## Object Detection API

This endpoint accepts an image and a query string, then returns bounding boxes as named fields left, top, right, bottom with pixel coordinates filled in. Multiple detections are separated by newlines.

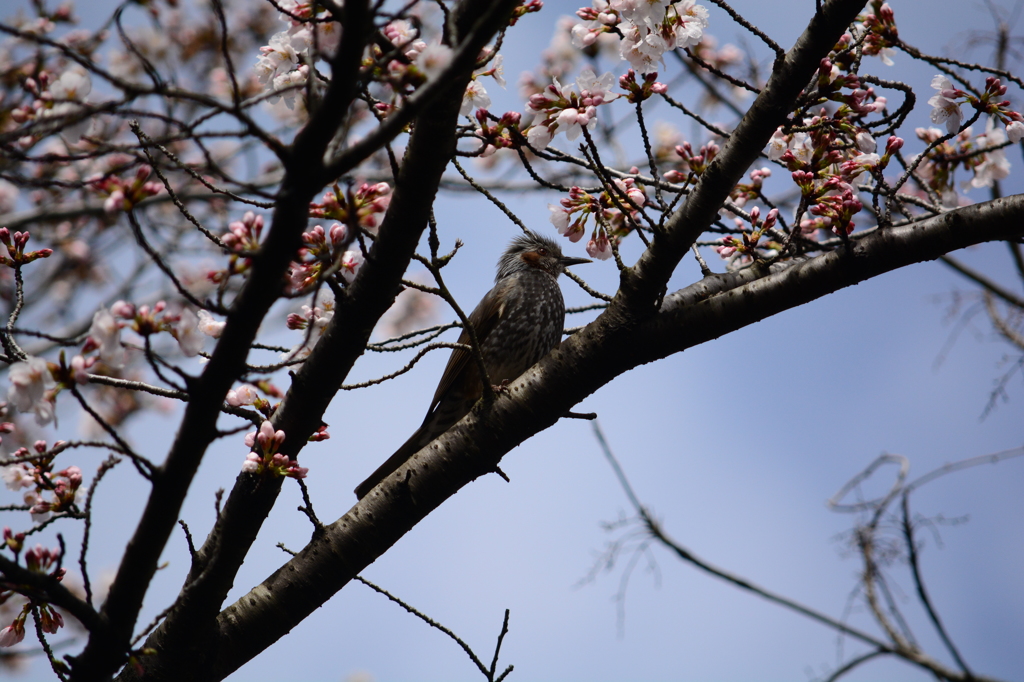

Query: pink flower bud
left=110, top=301, right=135, bottom=318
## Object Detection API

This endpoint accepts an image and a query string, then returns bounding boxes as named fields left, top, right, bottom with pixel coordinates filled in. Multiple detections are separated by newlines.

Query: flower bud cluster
left=85, top=300, right=205, bottom=360
left=761, top=97, right=901, bottom=240
left=473, top=110, right=523, bottom=157
left=0, top=227, right=53, bottom=267
left=525, top=68, right=618, bottom=148
left=308, top=182, right=392, bottom=234
left=856, top=1, right=898, bottom=66
left=0, top=536, right=67, bottom=647
left=86, top=165, right=162, bottom=214
left=716, top=206, right=781, bottom=260
left=727, top=167, right=772, bottom=209
left=928, top=75, right=1024, bottom=142
left=210, top=211, right=265, bottom=283
left=619, top=69, right=667, bottom=104
left=548, top=175, right=645, bottom=259
left=2, top=443, right=79, bottom=524
left=242, top=421, right=308, bottom=479
left=510, top=0, right=544, bottom=26
left=663, top=140, right=720, bottom=182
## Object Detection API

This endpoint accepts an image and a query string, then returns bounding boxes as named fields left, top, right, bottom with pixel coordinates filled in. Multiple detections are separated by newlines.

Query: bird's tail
left=353, top=425, right=432, bottom=499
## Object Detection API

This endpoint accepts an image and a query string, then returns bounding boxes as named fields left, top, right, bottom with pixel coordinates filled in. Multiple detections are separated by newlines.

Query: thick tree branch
left=113, top=2, right=523, bottom=681
left=622, top=0, right=869, bottom=310
left=0, top=554, right=103, bottom=635
left=207, top=199, right=1024, bottom=682
left=68, top=2, right=378, bottom=678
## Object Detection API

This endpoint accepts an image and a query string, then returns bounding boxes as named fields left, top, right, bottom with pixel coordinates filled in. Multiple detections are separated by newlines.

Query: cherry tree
left=0, top=0, right=1021, bottom=680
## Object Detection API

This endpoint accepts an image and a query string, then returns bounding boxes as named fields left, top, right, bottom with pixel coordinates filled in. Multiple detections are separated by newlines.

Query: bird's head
left=496, top=230, right=591, bottom=281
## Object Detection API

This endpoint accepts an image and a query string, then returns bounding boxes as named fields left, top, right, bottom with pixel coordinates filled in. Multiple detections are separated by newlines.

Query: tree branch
left=206, top=188, right=1024, bottom=682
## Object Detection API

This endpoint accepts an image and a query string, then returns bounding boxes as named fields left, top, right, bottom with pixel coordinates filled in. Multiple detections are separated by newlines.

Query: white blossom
left=928, top=76, right=963, bottom=135
left=489, top=54, right=505, bottom=88
left=198, top=310, right=226, bottom=338
left=1006, top=120, right=1024, bottom=143
left=42, top=68, right=94, bottom=145
left=340, top=249, right=364, bottom=283
left=175, top=308, right=204, bottom=357
left=855, top=131, right=877, bottom=153
left=49, top=68, right=91, bottom=101
left=766, top=129, right=788, bottom=161
left=417, top=43, right=454, bottom=81
left=8, top=356, right=56, bottom=425
left=255, top=31, right=303, bottom=87
left=2, top=462, right=35, bottom=491
left=970, top=124, right=1012, bottom=188
left=461, top=80, right=491, bottom=115
left=89, top=308, right=124, bottom=368
left=226, top=384, right=260, bottom=406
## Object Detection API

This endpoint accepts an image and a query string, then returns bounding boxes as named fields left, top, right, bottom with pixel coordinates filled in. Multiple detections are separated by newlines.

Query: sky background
left=3, top=0, right=1023, bottom=681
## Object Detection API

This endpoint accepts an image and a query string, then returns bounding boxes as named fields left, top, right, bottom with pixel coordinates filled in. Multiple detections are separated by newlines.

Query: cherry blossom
left=383, top=19, right=421, bottom=56
left=226, top=384, right=260, bottom=407
left=417, top=43, right=454, bottom=81
left=461, top=79, right=491, bottom=115
left=526, top=68, right=618, bottom=146
left=48, top=67, right=91, bottom=102
left=969, top=123, right=1011, bottom=189
left=586, top=230, right=613, bottom=260
left=255, top=31, right=303, bottom=87
left=573, top=0, right=710, bottom=74
left=8, top=357, right=56, bottom=425
left=174, top=308, right=204, bottom=357
left=855, top=130, right=877, bottom=153
left=197, top=310, right=226, bottom=338
left=339, top=249, right=364, bottom=283
left=2, top=462, right=35, bottom=491
left=928, top=75, right=964, bottom=135
left=1007, top=120, right=1024, bottom=143
left=88, top=308, right=124, bottom=369
left=270, top=65, right=310, bottom=109
left=0, top=619, right=25, bottom=648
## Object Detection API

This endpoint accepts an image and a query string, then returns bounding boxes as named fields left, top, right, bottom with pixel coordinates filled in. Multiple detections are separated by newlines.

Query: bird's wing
left=426, top=279, right=508, bottom=415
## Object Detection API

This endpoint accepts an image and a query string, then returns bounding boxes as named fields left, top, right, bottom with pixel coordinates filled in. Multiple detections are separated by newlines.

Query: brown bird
left=354, top=230, right=590, bottom=499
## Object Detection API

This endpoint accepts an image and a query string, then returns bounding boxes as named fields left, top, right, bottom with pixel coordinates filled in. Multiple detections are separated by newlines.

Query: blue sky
left=3, top=1, right=1023, bottom=680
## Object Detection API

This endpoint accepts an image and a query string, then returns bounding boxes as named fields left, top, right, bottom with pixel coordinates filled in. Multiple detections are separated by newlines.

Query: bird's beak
left=560, top=256, right=591, bottom=267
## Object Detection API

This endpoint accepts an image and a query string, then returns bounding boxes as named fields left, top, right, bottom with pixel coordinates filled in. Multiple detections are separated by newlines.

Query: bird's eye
left=537, top=248, right=548, bottom=256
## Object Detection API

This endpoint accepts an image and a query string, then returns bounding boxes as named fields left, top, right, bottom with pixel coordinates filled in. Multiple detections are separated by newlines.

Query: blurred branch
left=593, top=423, right=1016, bottom=682
left=939, top=254, right=1024, bottom=309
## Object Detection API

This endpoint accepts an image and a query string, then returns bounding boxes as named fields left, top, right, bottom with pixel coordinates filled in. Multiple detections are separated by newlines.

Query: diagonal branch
left=940, top=254, right=1024, bottom=309
left=207, top=188, right=1024, bottom=682
left=621, top=0, right=870, bottom=312
left=112, top=2, right=525, bottom=681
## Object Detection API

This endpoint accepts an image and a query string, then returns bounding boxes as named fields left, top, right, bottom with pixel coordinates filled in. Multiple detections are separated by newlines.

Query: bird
left=354, top=230, right=590, bottom=499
